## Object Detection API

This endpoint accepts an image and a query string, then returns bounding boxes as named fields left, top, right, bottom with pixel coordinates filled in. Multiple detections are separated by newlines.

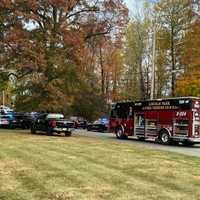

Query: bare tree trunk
left=112, top=65, right=117, bottom=101
left=99, top=45, right=105, bottom=95
left=139, top=60, right=146, bottom=100
left=146, top=66, right=150, bottom=99
left=171, top=26, right=175, bottom=97
left=151, top=24, right=156, bottom=100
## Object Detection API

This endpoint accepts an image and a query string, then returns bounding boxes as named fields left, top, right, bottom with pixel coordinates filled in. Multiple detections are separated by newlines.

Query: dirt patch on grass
left=0, top=159, right=33, bottom=192
left=0, top=159, right=19, bottom=174
left=0, top=160, right=20, bottom=191
left=0, top=159, right=32, bottom=175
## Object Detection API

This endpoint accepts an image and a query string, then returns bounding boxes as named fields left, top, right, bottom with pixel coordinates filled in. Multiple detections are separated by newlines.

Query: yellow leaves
left=176, top=70, right=200, bottom=96
left=182, top=21, right=200, bottom=70
left=176, top=19, right=200, bottom=97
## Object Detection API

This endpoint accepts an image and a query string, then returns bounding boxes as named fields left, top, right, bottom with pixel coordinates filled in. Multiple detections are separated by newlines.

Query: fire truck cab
left=109, top=97, right=200, bottom=145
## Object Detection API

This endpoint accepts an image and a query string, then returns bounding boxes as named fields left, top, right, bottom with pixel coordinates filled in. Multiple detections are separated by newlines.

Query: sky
left=124, top=0, right=157, bottom=13
left=124, top=0, right=134, bottom=8
left=124, top=0, right=145, bottom=16
left=124, top=0, right=141, bottom=10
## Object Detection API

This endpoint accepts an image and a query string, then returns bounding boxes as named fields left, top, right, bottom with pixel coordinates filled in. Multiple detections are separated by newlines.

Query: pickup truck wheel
left=47, top=128, right=53, bottom=136
left=65, top=131, right=72, bottom=137
left=31, top=126, right=36, bottom=134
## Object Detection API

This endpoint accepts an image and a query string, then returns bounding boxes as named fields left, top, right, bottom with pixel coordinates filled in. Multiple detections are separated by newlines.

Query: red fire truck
left=109, top=97, right=200, bottom=145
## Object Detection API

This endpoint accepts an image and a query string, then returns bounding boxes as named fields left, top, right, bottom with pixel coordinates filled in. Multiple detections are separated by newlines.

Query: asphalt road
left=74, top=129, right=200, bottom=157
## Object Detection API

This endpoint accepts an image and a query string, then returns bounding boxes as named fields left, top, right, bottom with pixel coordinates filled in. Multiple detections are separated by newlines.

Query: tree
left=0, top=0, right=128, bottom=113
left=123, top=7, right=150, bottom=100
left=71, top=87, right=107, bottom=121
left=176, top=19, right=200, bottom=96
left=94, top=37, right=125, bottom=102
left=155, top=29, right=171, bottom=97
left=155, top=0, right=193, bottom=96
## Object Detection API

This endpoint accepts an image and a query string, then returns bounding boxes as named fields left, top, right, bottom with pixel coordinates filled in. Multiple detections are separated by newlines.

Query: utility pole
left=150, top=24, right=156, bottom=100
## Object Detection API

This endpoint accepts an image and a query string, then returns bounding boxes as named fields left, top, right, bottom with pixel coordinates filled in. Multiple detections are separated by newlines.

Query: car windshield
left=46, top=114, right=64, bottom=119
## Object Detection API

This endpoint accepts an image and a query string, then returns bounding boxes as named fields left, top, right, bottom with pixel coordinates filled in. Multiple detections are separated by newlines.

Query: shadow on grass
left=100, top=133, right=200, bottom=149
left=1, top=128, right=200, bottom=149
left=0, top=128, right=67, bottom=138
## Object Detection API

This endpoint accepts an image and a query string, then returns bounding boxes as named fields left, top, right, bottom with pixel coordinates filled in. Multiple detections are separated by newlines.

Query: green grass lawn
left=0, top=129, right=200, bottom=200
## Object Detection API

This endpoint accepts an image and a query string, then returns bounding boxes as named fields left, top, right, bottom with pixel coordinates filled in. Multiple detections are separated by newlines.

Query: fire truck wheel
left=116, top=127, right=127, bottom=139
left=160, top=130, right=170, bottom=145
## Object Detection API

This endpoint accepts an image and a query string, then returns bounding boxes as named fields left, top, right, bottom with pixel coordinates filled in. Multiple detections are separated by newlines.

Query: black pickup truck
left=31, top=113, right=75, bottom=136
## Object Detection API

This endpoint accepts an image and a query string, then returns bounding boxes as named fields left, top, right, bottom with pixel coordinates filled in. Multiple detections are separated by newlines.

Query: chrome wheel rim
left=161, top=133, right=169, bottom=143
left=117, top=129, right=122, bottom=137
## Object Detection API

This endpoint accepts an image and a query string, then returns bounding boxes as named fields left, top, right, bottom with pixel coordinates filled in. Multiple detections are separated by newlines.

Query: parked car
left=31, top=113, right=75, bottom=136
left=74, top=118, right=87, bottom=129
left=12, top=112, right=39, bottom=129
left=87, top=117, right=109, bottom=132
left=0, top=114, right=21, bottom=128
left=70, top=116, right=87, bottom=129
left=0, top=115, right=11, bottom=128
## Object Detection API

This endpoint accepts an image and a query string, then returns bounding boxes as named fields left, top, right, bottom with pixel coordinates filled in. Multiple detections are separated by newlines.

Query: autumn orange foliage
left=176, top=19, right=200, bottom=97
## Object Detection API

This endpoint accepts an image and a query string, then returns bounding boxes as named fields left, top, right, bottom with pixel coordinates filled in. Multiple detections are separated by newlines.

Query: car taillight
left=51, top=120, right=56, bottom=128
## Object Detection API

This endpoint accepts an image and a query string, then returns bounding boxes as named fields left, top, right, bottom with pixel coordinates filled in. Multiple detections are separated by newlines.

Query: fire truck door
left=134, top=113, right=145, bottom=137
